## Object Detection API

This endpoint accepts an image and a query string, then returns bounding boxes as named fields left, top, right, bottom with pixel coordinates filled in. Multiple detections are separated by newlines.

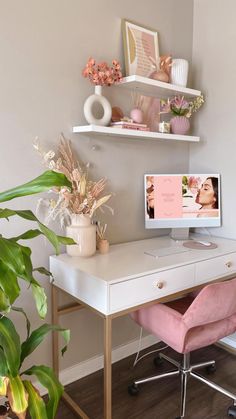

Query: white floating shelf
left=72, top=125, right=200, bottom=143
left=117, top=75, right=201, bottom=99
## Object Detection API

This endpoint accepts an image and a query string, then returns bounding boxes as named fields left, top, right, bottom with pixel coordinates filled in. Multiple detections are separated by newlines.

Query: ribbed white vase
left=83, top=85, right=112, bottom=126
left=66, top=214, right=96, bottom=257
left=170, top=59, right=189, bottom=87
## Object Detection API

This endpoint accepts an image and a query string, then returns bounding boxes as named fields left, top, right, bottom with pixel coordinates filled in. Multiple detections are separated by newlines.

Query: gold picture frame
left=122, top=19, right=160, bottom=78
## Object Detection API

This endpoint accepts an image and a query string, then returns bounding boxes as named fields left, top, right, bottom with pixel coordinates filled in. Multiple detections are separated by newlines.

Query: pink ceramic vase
left=170, top=116, right=190, bottom=135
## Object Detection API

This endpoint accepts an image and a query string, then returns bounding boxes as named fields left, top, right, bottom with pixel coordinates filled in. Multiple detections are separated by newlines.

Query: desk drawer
left=195, top=253, right=236, bottom=285
left=109, top=264, right=194, bottom=313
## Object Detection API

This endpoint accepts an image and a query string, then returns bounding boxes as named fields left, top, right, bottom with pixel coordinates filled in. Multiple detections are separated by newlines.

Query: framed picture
left=122, top=19, right=159, bottom=78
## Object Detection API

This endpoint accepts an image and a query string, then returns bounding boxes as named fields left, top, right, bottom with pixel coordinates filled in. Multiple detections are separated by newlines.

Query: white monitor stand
left=170, top=228, right=190, bottom=241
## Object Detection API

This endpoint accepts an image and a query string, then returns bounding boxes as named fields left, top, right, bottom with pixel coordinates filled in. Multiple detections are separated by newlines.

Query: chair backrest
left=183, top=277, right=236, bottom=329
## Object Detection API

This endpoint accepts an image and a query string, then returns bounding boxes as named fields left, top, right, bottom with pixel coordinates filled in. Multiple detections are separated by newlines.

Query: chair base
left=129, top=352, right=236, bottom=418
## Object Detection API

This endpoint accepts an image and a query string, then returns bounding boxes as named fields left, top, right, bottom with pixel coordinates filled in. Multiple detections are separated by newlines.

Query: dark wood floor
left=56, top=343, right=236, bottom=419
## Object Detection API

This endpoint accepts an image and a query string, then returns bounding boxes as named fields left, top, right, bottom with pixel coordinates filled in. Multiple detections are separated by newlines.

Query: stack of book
left=110, top=121, right=150, bottom=131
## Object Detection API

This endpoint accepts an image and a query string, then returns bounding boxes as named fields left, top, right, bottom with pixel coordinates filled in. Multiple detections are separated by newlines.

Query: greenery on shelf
left=0, top=170, right=75, bottom=419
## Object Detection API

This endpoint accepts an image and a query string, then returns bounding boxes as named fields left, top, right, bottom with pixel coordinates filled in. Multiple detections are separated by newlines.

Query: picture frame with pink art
left=122, top=19, right=160, bottom=78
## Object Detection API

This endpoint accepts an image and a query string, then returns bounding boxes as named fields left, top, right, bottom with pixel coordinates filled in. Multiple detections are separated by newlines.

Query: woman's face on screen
left=195, top=178, right=216, bottom=207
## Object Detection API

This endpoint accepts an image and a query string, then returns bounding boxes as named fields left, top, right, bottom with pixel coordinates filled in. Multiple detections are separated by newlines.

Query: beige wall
left=190, top=0, right=236, bottom=342
left=0, top=0, right=194, bottom=371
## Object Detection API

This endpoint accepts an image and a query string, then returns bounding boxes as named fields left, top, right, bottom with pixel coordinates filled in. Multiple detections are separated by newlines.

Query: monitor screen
left=145, top=174, right=221, bottom=229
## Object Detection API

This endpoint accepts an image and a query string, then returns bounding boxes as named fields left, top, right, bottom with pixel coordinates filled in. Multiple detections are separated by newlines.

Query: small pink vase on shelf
left=170, top=116, right=190, bottom=135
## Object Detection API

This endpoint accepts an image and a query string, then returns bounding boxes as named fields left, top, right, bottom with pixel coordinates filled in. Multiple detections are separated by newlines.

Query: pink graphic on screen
left=154, top=176, right=182, bottom=218
left=146, top=175, right=220, bottom=220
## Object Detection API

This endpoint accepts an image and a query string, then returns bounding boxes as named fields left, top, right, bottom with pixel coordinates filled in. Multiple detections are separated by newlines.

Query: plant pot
left=66, top=214, right=96, bottom=257
left=83, top=85, right=112, bottom=126
left=170, top=59, right=189, bottom=87
left=170, top=116, right=190, bottom=135
left=98, top=239, right=109, bottom=254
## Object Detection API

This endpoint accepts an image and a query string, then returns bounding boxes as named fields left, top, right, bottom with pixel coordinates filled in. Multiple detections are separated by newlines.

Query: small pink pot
left=170, top=116, right=190, bottom=135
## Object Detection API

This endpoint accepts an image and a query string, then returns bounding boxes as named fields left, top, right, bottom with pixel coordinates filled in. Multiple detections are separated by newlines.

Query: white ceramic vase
left=170, top=59, right=189, bottom=87
left=66, top=214, right=96, bottom=257
left=83, top=85, right=112, bottom=126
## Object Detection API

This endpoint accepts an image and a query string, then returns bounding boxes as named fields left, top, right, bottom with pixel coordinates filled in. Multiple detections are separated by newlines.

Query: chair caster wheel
left=153, top=354, right=163, bottom=367
left=128, top=383, right=139, bottom=396
left=228, top=405, right=236, bottom=417
left=206, top=364, right=216, bottom=374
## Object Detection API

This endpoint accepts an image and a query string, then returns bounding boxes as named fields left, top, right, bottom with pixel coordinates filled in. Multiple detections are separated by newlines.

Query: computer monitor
left=145, top=174, right=221, bottom=238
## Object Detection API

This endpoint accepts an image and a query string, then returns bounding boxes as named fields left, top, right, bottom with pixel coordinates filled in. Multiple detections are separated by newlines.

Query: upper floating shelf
left=116, top=75, right=201, bottom=99
left=72, top=125, right=200, bottom=143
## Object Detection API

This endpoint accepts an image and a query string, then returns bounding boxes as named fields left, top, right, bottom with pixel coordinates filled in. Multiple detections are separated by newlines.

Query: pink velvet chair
left=129, top=278, right=236, bottom=418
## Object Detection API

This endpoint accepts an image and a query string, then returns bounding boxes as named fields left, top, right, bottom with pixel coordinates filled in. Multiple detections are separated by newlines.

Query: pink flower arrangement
left=160, top=94, right=204, bottom=118
left=82, top=57, right=123, bottom=86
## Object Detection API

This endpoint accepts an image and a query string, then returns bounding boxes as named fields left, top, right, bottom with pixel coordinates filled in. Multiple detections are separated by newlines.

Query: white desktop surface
left=50, top=234, right=236, bottom=316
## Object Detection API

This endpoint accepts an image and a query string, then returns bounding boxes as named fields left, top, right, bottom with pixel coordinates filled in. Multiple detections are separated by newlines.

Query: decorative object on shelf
left=141, top=95, right=160, bottom=132
left=170, top=58, right=189, bottom=87
left=158, top=121, right=170, bottom=133
left=170, top=116, right=190, bottom=135
left=150, top=54, right=172, bottom=83
left=66, top=214, right=96, bottom=257
left=110, top=121, right=150, bottom=131
left=83, top=85, right=112, bottom=126
left=111, top=106, right=124, bottom=122
left=161, top=94, right=204, bottom=135
left=82, top=57, right=122, bottom=126
left=130, top=92, right=144, bottom=123
left=97, top=222, right=109, bottom=254
left=34, top=135, right=113, bottom=257
left=122, top=19, right=159, bottom=78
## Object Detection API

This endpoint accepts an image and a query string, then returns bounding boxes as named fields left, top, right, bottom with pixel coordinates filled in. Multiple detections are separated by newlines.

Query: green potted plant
left=0, top=170, right=74, bottom=418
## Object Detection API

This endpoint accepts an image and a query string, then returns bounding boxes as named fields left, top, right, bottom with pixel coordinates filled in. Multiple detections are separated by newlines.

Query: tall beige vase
left=66, top=214, right=96, bottom=257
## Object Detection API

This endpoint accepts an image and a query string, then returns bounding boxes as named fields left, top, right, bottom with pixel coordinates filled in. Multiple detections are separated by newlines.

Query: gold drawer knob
left=225, top=261, right=233, bottom=268
left=156, top=282, right=164, bottom=289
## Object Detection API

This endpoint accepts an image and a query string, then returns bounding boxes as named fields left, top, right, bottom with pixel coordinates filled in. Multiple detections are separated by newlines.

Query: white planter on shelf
left=83, top=85, right=112, bottom=126
left=170, top=59, right=189, bottom=87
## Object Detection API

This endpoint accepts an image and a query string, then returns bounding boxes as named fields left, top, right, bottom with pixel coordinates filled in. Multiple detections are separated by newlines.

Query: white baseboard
left=220, top=336, right=236, bottom=350
left=34, top=334, right=159, bottom=396
left=60, top=333, right=159, bottom=388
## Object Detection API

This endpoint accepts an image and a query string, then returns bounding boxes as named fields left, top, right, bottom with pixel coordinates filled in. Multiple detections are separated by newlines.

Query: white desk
left=50, top=234, right=236, bottom=419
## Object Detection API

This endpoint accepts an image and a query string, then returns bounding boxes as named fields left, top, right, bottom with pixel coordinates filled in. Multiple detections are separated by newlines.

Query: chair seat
left=131, top=295, right=236, bottom=354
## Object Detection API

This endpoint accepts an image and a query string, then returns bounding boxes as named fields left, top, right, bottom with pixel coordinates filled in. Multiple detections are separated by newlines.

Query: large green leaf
left=0, top=170, right=71, bottom=203
left=7, top=375, right=28, bottom=418
left=23, top=380, right=47, bottom=419
left=0, top=237, right=25, bottom=275
left=21, top=324, right=70, bottom=364
left=33, top=266, right=51, bottom=277
left=24, top=365, right=63, bottom=419
left=11, top=229, right=43, bottom=241
left=0, top=260, right=20, bottom=304
left=0, top=288, right=10, bottom=312
left=0, top=209, right=75, bottom=255
left=0, top=348, right=8, bottom=376
left=12, top=306, right=31, bottom=339
left=0, top=317, right=21, bottom=376
left=0, top=376, right=9, bottom=396
left=31, top=283, right=47, bottom=319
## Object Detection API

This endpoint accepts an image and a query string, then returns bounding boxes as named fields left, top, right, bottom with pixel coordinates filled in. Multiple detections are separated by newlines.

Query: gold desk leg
left=52, top=284, right=59, bottom=378
left=104, top=316, right=112, bottom=419
left=51, top=285, right=90, bottom=418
